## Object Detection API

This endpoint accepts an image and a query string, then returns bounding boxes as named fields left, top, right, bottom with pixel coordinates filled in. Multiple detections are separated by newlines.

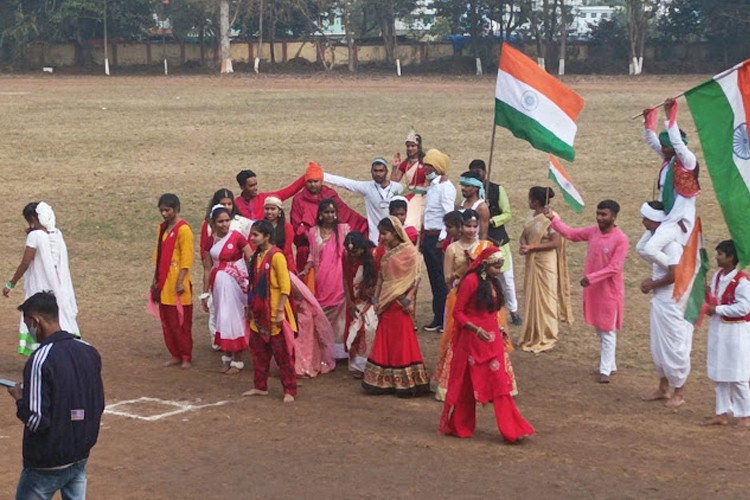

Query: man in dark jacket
left=6, top=291, right=104, bottom=500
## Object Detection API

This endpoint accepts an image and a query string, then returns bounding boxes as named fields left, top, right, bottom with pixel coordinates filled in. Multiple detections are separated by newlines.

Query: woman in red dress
left=440, top=246, right=534, bottom=443
left=362, top=217, right=430, bottom=397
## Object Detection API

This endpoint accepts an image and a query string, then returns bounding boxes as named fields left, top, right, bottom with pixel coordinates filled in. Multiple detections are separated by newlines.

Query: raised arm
left=323, top=173, right=370, bottom=195
left=267, top=175, right=306, bottom=202
left=550, top=217, right=593, bottom=243
left=660, top=98, right=696, bottom=170
left=643, top=107, right=665, bottom=159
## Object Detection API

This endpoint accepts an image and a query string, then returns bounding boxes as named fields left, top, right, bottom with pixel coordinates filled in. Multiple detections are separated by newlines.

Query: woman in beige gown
left=518, top=187, right=572, bottom=353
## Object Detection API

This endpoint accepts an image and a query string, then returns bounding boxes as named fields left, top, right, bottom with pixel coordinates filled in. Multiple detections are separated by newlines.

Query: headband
left=390, top=195, right=408, bottom=204
left=484, top=251, right=504, bottom=266
left=659, top=130, right=688, bottom=147
left=210, top=204, right=227, bottom=218
left=264, top=196, right=283, bottom=210
left=640, top=202, right=666, bottom=222
left=459, top=176, right=486, bottom=200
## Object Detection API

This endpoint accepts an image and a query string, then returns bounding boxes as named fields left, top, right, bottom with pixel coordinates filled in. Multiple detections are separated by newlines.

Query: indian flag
left=548, top=156, right=584, bottom=213
left=673, top=218, right=709, bottom=325
left=495, top=43, right=585, bottom=162
left=684, top=59, right=750, bottom=266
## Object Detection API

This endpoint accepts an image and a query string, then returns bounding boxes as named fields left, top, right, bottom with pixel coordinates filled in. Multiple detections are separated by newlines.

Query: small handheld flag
left=547, top=156, right=584, bottom=213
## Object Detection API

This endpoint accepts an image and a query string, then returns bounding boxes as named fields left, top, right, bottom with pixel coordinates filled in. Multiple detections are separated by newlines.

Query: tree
left=625, top=0, right=660, bottom=75
left=656, top=0, right=750, bottom=66
left=0, top=0, right=154, bottom=66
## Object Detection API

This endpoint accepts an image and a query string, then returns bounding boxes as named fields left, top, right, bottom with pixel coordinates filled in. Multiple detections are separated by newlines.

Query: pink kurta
left=550, top=219, right=629, bottom=331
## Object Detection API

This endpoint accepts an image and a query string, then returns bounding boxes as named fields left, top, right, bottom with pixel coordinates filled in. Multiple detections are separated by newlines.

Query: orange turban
left=305, top=162, right=324, bottom=181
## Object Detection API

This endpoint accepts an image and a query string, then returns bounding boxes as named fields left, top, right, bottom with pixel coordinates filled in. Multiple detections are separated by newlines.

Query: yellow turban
left=423, top=148, right=449, bottom=175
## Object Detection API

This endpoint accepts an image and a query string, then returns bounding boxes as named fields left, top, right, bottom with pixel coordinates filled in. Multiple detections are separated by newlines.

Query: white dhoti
left=650, top=293, right=693, bottom=388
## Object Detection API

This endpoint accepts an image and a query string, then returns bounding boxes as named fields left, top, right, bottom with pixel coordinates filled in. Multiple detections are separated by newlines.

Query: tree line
left=1, top=0, right=748, bottom=73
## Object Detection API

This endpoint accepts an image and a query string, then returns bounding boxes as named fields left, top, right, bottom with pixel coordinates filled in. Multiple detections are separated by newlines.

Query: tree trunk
left=219, top=0, right=233, bottom=73
left=343, top=0, right=356, bottom=72
left=558, top=0, right=566, bottom=75
left=269, top=0, right=276, bottom=63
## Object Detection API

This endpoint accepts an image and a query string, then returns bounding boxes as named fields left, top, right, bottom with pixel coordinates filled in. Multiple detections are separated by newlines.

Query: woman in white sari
left=3, top=202, right=79, bottom=356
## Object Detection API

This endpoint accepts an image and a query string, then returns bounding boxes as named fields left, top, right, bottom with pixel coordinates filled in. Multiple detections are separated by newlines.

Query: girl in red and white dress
left=199, top=188, right=253, bottom=350
left=201, top=206, right=254, bottom=374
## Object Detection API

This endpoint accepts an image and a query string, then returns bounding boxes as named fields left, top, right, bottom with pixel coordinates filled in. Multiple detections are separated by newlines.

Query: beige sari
left=519, top=212, right=572, bottom=353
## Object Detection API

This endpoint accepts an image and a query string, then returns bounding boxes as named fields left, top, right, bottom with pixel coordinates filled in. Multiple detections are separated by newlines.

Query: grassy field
left=0, top=73, right=748, bottom=498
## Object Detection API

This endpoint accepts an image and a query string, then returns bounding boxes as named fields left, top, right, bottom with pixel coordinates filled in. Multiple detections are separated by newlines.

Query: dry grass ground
left=0, top=73, right=748, bottom=499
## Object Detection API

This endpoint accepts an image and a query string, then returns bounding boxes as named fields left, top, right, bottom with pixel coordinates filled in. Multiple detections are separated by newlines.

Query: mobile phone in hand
left=0, top=378, right=17, bottom=388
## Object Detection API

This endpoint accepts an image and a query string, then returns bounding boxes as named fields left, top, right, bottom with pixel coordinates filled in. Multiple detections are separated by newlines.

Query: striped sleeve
left=17, top=344, right=53, bottom=432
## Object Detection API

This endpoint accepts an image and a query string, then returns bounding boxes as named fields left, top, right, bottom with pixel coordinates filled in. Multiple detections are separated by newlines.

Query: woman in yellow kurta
left=243, top=220, right=298, bottom=402
left=519, top=187, right=572, bottom=353
left=152, top=193, right=194, bottom=369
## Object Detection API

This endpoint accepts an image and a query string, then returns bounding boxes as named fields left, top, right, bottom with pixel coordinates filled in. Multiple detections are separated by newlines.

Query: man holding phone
left=6, top=291, right=104, bottom=500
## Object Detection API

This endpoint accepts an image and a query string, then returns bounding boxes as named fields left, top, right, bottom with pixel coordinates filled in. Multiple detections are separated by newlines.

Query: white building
left=570, top=5, right=620, bottom=37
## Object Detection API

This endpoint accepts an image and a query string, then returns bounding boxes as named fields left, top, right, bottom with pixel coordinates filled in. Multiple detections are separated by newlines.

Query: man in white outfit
left=638, top=201, right=693, bottom=409
left=323, top=158, right=404, bottom=245
left=703, top=240, right=750, bottom=427
left=640, top=98, right=700, bottom=269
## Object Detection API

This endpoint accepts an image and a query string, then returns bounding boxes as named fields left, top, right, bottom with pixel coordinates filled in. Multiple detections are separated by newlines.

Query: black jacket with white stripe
left=16, top=331, right=104, bottom=469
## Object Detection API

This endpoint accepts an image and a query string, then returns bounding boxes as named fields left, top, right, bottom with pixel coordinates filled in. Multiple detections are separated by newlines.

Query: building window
left=590, top=12, right=597, bottom=18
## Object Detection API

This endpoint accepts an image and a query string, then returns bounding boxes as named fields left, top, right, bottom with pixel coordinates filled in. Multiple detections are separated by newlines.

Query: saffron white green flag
left=673, top=218, right=709, bottom=325
left=495, top=43, right=585, bottom=162
left=548, top=156, right=584, bottom=212
left=684, top=58, right=750, bottom=266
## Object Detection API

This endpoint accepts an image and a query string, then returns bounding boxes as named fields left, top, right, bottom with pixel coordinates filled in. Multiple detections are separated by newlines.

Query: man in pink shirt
left=544, top=200, right=630, bottom=384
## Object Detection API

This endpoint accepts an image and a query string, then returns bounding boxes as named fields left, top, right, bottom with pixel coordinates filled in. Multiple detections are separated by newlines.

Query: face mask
left=426, top=172, right=438, bottom=181
left=27, top=320, right=38, bottom=342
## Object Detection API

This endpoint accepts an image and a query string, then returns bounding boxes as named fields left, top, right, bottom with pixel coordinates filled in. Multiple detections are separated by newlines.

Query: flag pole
left=630, top=91, right=686, bottom=120
left=485, top=123, right=497, bottom=195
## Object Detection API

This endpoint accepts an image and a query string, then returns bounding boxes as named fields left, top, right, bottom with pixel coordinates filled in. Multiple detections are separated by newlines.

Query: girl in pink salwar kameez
left=300, top=198, right=350, bottom=360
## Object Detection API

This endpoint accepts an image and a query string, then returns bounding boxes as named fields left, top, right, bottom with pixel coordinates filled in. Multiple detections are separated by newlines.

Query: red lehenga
left=362, top=218, right=430, bottom=397
left=439, top=272, right=534, bottom=442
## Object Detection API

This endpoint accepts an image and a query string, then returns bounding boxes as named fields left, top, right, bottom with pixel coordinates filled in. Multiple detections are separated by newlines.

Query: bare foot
left=180, top=360, right=192, bottom=370
left=283, top=393, right=295, bottom=403
left=735, top=417, right=750, bottom=428
left=224, top=367, right=241, bottom=376
left=163, top=358, right=181, bottom=367
left=352, top=371, right=364, bottom=380
left=598, top=374, right=610, bottom=384
left=701, top=415, right=729, bottom=426
left=242, top=388, right=269, bottom=397
left=665, top=395, right=685, bottom=409
left=220, top=363, right=231, bottom=373
left=642, top=390, right=669, bottom=402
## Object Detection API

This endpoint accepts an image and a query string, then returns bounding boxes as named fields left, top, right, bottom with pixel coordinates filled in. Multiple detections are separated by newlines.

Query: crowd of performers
left=5, top=98, right=750, bottom=441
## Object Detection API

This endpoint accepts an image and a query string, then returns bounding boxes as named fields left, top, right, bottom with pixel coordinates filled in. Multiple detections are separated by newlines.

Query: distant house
left=569, top=5, right=621, bottom=38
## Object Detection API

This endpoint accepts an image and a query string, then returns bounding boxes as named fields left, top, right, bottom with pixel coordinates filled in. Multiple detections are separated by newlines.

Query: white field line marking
left=0, top=92, right=32, bottom=96
left=104, top=397, right=229, bottom=422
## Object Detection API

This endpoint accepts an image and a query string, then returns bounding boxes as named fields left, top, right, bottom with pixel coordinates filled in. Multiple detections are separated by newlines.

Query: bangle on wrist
left=5, top=281, right=14, bottom=290
left=199, top=292, right=210, bottom=300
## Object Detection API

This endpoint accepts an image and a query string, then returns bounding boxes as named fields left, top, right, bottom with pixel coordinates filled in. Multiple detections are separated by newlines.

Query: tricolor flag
left=547, top=155, right=584, bottom=213
left=684, top=58, right=750, bottom=266
left=495, top=43, right=585, bottom=162
left=673, top=218, right=709, bottom=325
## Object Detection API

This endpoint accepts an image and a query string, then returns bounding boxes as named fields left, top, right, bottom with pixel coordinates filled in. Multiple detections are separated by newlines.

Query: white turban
left=640, top=202, right=666, bottom=222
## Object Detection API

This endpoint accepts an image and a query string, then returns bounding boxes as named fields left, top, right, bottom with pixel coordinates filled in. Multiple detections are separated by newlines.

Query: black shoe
left=423, top=322, right=442, bottom=332
left=510, top=312, right=523, bottom=326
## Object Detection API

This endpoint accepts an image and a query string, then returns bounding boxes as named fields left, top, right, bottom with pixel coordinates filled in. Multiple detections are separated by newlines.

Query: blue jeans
left=16, top=459, right=87, bottom=500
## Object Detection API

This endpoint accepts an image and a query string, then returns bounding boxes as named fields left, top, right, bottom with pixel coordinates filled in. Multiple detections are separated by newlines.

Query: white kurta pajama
left=707, top=270, right=750, bottom=417
left=645, top=238, right=693, bottom=388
